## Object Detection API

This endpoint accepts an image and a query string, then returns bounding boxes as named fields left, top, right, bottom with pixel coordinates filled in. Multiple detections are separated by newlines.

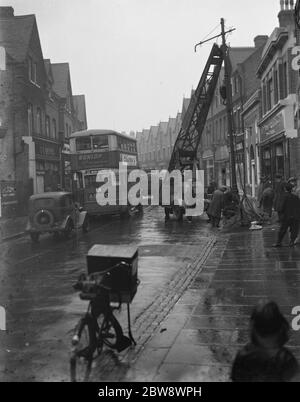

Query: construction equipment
left=164, top=44, right=224, bottom=221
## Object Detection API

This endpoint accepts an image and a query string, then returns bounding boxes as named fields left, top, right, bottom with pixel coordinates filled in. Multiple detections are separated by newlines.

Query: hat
left=251, top=301, right=288, bottom=337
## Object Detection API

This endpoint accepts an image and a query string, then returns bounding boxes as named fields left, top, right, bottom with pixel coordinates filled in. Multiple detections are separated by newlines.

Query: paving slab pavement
left=117, top=227, right=300, bottom=382
left=0, top=216, right=27, bottom=242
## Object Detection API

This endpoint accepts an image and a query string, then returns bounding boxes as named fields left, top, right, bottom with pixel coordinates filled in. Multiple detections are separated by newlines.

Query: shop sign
left=260, top=112, right=284, bottom=140
left=35, top=140, right=60, bottom=159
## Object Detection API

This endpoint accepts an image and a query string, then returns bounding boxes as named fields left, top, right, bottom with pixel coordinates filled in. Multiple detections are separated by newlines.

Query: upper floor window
left=45, top=116, right=50, bottom=138
left=36, top=108, right=42, bottom=135
left=28, top=104, right=33, bottom=135
left=283, top=62, right=288, bottom=99
left=267, top=76, right=274, bottom=110
left=28, top=57, right=37, bottom=84
left=0, top=47, right=6, bottom=71
left=52, top=119, right=57, bottom=139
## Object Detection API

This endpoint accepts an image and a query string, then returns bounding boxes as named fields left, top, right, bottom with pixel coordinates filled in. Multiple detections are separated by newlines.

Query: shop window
left=262, top=148, right=271, bottom=177
left=275, top=143, right=284, bottom=176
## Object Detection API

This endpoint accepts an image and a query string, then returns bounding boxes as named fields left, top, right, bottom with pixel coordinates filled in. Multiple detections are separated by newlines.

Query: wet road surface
left=0, top=207, right=215, bottom=382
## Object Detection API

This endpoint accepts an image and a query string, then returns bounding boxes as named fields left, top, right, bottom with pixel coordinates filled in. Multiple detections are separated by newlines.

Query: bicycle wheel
left=70, top=315, right=97, bottom=382
left=100, top=313, right=123, bottom=349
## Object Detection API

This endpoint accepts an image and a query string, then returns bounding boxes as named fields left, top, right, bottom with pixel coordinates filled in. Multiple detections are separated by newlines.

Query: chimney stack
left=254, top=35, right=269, bottom=48
left=0, top=7, right=14, bottom=18
left=278, top=0, right=295, bottom=27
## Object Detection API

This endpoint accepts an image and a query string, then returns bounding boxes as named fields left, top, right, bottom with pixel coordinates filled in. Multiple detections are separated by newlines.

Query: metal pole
left=220, top=18, right=238, bottom=195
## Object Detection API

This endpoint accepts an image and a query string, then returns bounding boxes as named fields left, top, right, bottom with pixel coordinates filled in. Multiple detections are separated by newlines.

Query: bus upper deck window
left=76, top=137, right=91, bottom=151
left=92, top=135, right=109, bottom=150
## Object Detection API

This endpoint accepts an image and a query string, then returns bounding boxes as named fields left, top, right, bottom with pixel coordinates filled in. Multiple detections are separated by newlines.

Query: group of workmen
left=206, top=175, right=300, bottom=247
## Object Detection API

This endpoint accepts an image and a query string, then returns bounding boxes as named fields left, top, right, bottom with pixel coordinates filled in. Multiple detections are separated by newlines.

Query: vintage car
left=26, top=192, right=89, bottom=242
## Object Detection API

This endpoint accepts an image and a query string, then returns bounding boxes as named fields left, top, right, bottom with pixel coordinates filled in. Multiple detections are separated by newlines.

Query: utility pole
left=220, top=18, right=238, bottom=195
left=195, top=19, right=238, bottom=195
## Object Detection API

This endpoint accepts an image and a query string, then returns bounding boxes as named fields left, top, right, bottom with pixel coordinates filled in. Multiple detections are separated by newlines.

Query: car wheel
left=30, top=232, right=40, bottom=243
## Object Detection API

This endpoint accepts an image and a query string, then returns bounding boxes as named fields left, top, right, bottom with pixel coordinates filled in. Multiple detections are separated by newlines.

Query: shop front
left=259, top=107, right=293, bottom=183
left=201, top=150, right=215, bottom=189
left=35, top=139, right=61, bottom=193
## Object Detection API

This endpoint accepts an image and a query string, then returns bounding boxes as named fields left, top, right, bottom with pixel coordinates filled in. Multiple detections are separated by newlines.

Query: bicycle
left=70, top=262, right=138, bottom=382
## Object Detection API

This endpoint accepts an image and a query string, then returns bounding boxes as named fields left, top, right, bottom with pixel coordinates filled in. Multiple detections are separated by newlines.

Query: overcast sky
left=3, top=0, right=282, bottom=133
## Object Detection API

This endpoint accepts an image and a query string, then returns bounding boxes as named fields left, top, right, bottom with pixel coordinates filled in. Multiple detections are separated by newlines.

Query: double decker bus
left=70, top=130, right=139, bottom=217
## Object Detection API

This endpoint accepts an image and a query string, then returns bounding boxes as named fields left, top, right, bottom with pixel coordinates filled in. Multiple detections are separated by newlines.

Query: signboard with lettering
left=260, top=111, right=285, bottom=141
left=71, top=151, right=118, bottom=171
left=35, top=140, right=60, bottom=160
left=120, top=154, right=137, bottom=167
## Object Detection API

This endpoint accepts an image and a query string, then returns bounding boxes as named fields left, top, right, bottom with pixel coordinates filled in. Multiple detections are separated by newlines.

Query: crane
left=164, top=43, right=224, bottom=221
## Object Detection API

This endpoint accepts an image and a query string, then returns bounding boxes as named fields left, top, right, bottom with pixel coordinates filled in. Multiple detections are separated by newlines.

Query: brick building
left=0, top=7, right=87, bottom=217
left=257, top=1, right=299, bottom=182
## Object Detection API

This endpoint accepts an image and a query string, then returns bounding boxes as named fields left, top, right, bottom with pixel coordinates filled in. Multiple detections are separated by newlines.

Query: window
left=262, top=148, right=271, bottom=177
left=283, top=62, right=288, bottom=99
left=267, top=76, right=274, bottom=110
left=28, top=104, right=33, bottom=135
left=92, top=135, right=109, bottom=150
left=52, top=119, right=57, bottom=139
left=275, top=143, right=284, bottom=176
left=33, top=62, right=37, bottom=83
left=36, top=108, right=42, bottom=135
left=28, top=57, right=37, bottom=83
left=274, top=69, right=279, bottom=104
left=0, top=46, right=6, bottom=71
left=76, top=137, right=92, bottom=151
left=45, top=116, right=50, bottom=137
left=28, top=57, right=32, bottom=81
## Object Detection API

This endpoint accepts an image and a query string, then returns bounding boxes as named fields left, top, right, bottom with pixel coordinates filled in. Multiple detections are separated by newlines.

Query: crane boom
left=168, top=43, right=224, bottom=172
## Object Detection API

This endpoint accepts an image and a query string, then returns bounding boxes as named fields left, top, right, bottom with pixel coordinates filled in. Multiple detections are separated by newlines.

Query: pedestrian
left=223, top=187, right=239, bottom=220
left=288, top=177, right=300, bottom=198
left=274, top=174, right=287, bottom=222
left=207, top=181, right=217, bottom=196
left=207, top=186, right=226, bottom=228
left=273, top=183, right=300, bottom=248
left=261, top=180, right=274, bottom=219
left=294, top=177, right=300, bottom=200
left=231, top=300, right=300, bottom=382
left=257, top=176, right=266, bottom=209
